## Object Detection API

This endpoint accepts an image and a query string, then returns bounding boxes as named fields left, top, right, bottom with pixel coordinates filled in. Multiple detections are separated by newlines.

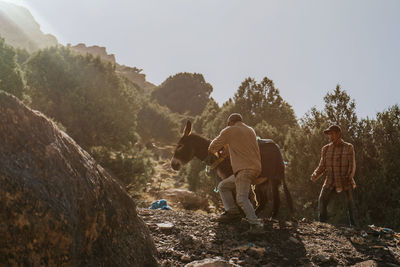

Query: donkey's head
left=171, top=120, right=196, bottom=171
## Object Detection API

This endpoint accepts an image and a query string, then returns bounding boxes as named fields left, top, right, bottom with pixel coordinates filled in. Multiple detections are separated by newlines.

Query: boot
left=216, top=210, right=242, bottom=223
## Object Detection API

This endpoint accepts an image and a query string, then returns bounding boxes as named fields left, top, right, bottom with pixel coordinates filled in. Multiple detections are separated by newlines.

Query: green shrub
left=90, top=147, right=154, bottom=193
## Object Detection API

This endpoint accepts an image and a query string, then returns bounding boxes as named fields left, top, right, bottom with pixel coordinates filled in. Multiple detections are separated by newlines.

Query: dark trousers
left=318, top=187, right=358, bottom=226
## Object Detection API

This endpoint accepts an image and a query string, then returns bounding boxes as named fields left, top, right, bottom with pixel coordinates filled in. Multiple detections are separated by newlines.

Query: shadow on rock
left=0, top=92, right=158, bottom=266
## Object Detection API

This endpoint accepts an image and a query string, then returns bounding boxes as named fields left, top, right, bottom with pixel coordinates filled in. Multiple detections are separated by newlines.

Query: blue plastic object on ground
left=149, top=199, right=172, bottom=210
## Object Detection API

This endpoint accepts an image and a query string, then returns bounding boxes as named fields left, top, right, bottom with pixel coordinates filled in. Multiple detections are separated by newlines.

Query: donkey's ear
left=183, top=120, right=192, bottom=136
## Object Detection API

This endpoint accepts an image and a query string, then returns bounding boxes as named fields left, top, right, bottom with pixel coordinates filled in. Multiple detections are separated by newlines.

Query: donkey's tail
left=282, top=175, right=294, bottom=214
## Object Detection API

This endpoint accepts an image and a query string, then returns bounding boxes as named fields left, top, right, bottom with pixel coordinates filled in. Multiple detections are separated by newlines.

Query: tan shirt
left=208, top=121, right=261, bottom=174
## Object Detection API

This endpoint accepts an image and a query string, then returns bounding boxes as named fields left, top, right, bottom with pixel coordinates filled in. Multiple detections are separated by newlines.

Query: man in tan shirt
left=208, top=113, right=263, bottom=232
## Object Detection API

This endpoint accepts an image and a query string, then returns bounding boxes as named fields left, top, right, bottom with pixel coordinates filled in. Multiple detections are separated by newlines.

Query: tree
left=362, top=105, right=400, bottom=228
left=193, top=98, right=221, bottom=137
left=179, top=158, right=220, bottom=206
left=284, top=121, right=327, bottom=219
left=233, top=77, right=297, bottom=130
left=15, top=47, right=30, bottom=66
left=151, top=72, right=213, bottom=116
left=25, top=46, right=141, bottom=150
left=90, top=147, right=154, bottom=192
left=254, top=121, right=283, bottom=145
left=323, top=84, right=358, bottom=140
left=136, top=100, right=180, bottom=143
left=0, top=37, right=24, bottom=99
left=24, top=46, right=156, bottom=192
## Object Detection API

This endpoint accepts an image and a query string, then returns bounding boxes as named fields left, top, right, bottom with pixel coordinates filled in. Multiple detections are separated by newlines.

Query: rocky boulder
left=0, top=92, right=158, bottom=266
left=159, top=189, right=208, bottom=210
left=71, top=43, right=117, bottom=64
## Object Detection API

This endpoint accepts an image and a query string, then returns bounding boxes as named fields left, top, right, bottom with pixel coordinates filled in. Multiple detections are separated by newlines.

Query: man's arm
left=208, top=127, right=229, bottom=154
left=311, top=146, right=327, bottom=182
left=347, top=144, right=357, bottom=188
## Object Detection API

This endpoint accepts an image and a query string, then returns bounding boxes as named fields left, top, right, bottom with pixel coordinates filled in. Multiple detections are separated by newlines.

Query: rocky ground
left=135, top=144, right=400, bottom=266
left=138, top=208, right=400, bottom=266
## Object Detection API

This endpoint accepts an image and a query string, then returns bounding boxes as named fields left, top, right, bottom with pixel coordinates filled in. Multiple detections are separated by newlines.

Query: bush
left=151, top=72, right=213, bottom=116
left=90, top=147, right=154, bottom=193
left=0, top=37, right=24, bottom=99
left=136, top=101, right=180, bottom=143
left=25, top=46, right=140, bottom=150
left=179, top=159, right=221, bottom=205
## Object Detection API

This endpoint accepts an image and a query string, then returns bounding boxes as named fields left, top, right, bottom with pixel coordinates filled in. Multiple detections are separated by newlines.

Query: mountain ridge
left=0, top=1, right=155, bottom=90
left=70, top=43, right=156, bottom=91
left=0, top=1, right=58, bottom=52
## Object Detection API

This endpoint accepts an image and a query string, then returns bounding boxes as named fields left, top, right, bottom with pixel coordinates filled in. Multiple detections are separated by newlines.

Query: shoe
left=216, top=210, right=242, bottom=223
left=248, top=221, right=265, bottom=234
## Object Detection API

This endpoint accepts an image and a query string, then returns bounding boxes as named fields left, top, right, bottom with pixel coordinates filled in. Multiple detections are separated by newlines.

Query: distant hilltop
left=0, top=1, right=58, bottom=52
left=71, top=43, right=155, bottom=91
left=71, top=43, right=117, bottom=64
left=0, top=1, right=155, bottom=91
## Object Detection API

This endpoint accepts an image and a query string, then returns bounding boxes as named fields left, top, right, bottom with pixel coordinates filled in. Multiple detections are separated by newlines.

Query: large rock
left=0, top=92, right=158, bottom=266
left=159, top=189, right=208, bottom=210
left=71, top=43, right=117, bottom=64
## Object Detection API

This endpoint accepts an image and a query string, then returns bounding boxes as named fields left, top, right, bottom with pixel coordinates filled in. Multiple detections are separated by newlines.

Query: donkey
left=171, top=120, right=293, bottom=217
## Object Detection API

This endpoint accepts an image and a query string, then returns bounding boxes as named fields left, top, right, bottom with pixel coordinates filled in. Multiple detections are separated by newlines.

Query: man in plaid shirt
left=311, top=125, right=358, bottom=226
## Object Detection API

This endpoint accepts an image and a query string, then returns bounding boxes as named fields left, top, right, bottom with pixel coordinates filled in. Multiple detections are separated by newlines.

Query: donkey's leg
left=254, top=182, right=268, bottom=216
left=271, top=178, right=280, bottom=218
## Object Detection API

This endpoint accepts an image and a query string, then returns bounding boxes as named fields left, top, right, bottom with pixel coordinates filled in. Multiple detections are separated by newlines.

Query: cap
left=323, top=125, right=341, bottom=134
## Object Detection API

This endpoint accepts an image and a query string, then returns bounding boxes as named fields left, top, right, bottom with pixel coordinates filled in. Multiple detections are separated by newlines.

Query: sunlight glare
left=1, top=0, right=62, bottom=42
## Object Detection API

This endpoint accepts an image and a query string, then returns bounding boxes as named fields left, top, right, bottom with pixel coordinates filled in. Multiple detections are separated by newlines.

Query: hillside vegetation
left=0, top=0, right=399, bottom=240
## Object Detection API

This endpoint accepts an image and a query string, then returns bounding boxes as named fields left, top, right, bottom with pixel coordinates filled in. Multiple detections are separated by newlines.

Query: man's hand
left=218, top=145, right=229, bottom=158
left=220, top=148, right=227, bottom=157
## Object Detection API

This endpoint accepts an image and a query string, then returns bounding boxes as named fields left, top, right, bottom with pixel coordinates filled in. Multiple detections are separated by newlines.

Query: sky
left=3, top=0, right=400, bottom=119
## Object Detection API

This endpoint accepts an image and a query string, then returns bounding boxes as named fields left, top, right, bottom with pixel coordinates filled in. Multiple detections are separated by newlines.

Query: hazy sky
left=4, top=0, right=400, bottom=119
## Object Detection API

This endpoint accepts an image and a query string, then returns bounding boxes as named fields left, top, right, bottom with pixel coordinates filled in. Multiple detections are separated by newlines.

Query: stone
left=185, top=257, right=239, bottom=267
left=312, top=254, right=330, bottom=263
left=228, top=257, right=239, bottom=264
left=157, top=222, right=175, bottom=232
left=160, top=173, right=170, bottom=179
left=181, top=254, right=192, bottom=263
left=285, top=221, right=293, bottom=227
left=350, top=236, right=366, bottom=245
left=351, top=260, right=378, bottom=267
left=233, top=245, right=249, bottom=252
left=248, top=246, right=265, bottom=257
left=289, top=236, right=301, bottom=244
left=159, top=188, right=208, bottom=210
left=157, top=222, right=174, bottom=228
left=0, top=92, right=157, bottom=266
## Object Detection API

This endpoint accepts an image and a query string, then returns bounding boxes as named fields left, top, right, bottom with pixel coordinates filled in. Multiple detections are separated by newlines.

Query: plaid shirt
left=311, top=139, right=356, bottom=192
